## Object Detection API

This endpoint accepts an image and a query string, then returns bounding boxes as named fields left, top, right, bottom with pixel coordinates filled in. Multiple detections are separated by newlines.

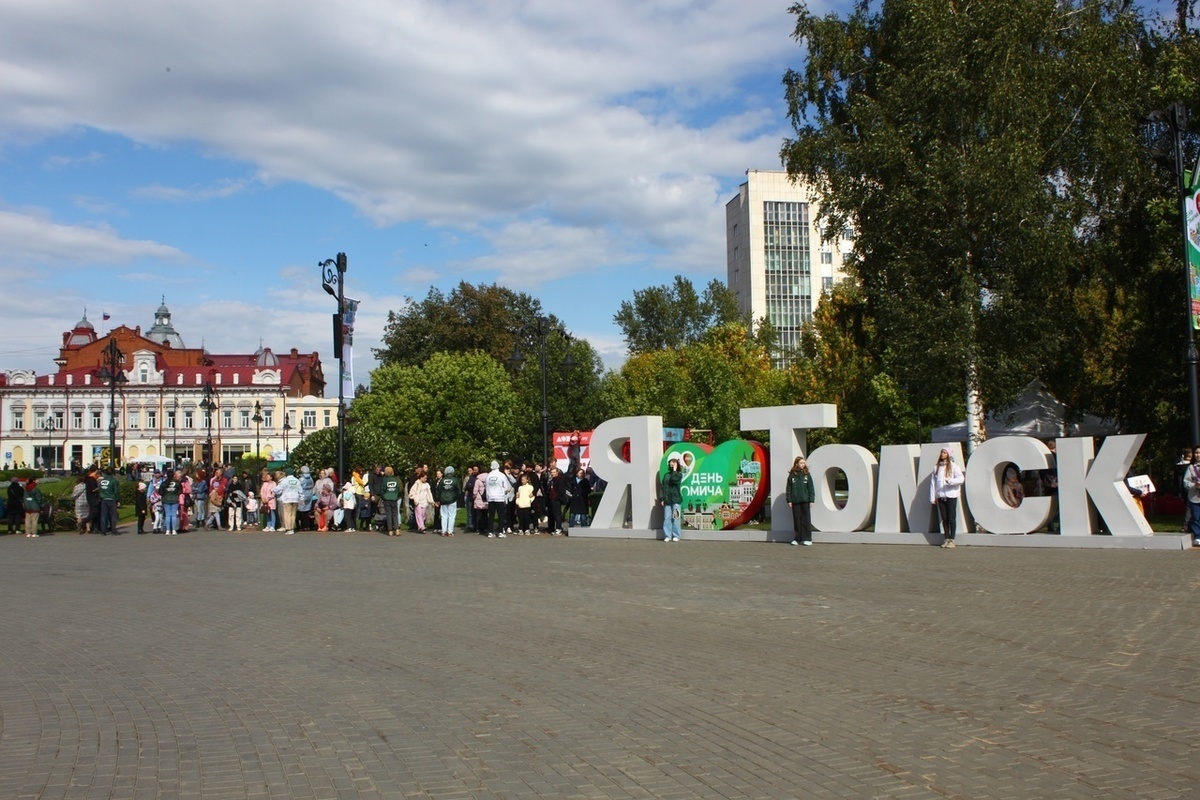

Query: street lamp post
left=252, top=401, right=263, bottom=459
left=99, top=337, right=127, bottom=469
left=283, top=418, right=291, bottom=461
left=509, top=316, right=577, bottom=468
left=320, top=252, right=348, bottom=483
left=1148, top=102, right=1200, bottom=446
left=200, top=381, right=216, bottom=466
left=172, top=398, right=179, bottom=463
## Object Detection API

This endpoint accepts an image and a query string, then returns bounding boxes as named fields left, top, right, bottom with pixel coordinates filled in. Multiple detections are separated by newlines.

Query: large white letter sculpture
left=1056, top=434, right=1151, bottom=536
left=807, top=444, right=877, bottom=531
left=876, top=443, right=968, bottom=534
left=740, top=404, right=837, bottom=534
left=588, top=415, right=664, bottom=531
left=963, top=437, right=1053, bottom=535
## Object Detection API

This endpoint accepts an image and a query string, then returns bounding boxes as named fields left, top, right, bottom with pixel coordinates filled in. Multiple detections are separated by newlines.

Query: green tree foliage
left=782, top=0, right=1151, bottom=415
left=350, top=352, right=522, bottom=469
left=372, top=281, right=610, bottom=462
left=611, top=323, right=787, bottom=442
left=614, top=276, right=745, bottom=355
left=787, top=282, right=961, bottom=451
left=374, top=282, right=547, bottom=369
left=286, top=423, right=409, bottom=476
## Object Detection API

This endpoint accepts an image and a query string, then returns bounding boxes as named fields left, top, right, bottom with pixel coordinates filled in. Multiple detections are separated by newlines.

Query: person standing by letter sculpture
left=931, top=449, right=966, bottom=548
left=787, top=456, right=815, bottom=546
left=660, top=456, right=683, bottom=543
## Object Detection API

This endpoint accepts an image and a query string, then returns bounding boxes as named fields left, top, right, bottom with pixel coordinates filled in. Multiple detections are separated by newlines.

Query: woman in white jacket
left=930, top=448, right=965, bottom=548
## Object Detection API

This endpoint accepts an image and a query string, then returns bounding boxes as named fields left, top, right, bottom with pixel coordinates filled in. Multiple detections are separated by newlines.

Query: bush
left=0, top=469, right=45, bottom=483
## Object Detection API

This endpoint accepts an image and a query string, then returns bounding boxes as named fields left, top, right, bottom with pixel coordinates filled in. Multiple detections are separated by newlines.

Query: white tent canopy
left=129, top=455, right=174, bottom=465
left=931, top=381, right=1118, bottom=443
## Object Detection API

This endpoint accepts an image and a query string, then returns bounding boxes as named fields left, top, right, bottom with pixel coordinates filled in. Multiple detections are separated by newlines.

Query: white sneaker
left=801, top=541, right=812, bottom=546
left=285, top=529, right=295, bottom=535
left=497, top=532, right=506, bottom=538
left=790, top=540, right=799, bottom=546
left=487, top=532, right=495, bottom=538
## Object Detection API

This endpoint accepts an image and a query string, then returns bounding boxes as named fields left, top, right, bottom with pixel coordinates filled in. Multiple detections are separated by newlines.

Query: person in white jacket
left=483, top=460, right=514, bottom=538
left=930, top=448, right=965, bottom=548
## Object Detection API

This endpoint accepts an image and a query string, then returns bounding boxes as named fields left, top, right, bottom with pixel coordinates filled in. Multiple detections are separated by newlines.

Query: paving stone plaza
left=0, top=530, right=1196, bottom=799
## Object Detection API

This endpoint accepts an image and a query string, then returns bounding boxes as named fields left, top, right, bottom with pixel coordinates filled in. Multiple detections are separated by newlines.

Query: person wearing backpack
left=436, top=466, right=462, bottom=536
left=22, top=478, right=44, bottom=538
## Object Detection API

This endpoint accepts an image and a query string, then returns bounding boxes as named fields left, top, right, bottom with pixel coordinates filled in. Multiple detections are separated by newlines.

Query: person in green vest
left=380, top=466, right=402, bottom=537
left=436, top=466, right=463, bottom=536
left=98, top=467, right=121, bottom=535
left=22, top=478, right=45, bottom=538
left=660, top=456, right=684, bottom=543
left=787, top=456, right=816, bottom=546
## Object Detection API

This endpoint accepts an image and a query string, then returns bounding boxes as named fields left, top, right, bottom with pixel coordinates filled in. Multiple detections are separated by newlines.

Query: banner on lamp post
left=1184, top=172, right=1200, bottom=330
left=341, top=297, right=359, bottom=399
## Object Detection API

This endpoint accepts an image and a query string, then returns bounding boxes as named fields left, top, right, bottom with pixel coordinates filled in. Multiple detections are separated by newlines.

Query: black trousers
left=790, top=502, right=812, bottom=543
left=487, top=501, right=508, bottom=534
left=936, top=497, right=958, bottom=539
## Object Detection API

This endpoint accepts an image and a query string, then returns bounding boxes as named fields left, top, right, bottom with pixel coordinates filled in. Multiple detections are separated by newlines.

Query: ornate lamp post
left=320, top=252, right=348, bottom=483
left=1147, top=102, right=1200, bottom=446
left=98, top=337, right=127, bottom=468
left=283, top=418, right=292, bottom=461
left=199, top=381, right=216, bottom=465
left=509, top=316, right=577, bottom=468
left=252, top=401, right=263, bottom=459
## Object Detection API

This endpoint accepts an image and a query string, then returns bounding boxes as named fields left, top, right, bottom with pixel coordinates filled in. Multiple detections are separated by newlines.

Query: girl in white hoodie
left=930, top=448, right=965, bottom=548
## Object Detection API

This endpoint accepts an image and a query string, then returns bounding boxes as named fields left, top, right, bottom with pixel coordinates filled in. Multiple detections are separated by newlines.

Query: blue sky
left=0, top=0, right=841, bottom=381
left=0, top=0, right=1179, bottom=384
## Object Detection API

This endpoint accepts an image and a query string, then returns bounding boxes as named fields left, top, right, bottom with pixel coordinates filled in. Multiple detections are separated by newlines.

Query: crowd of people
left=3, top=457, right=603, bottom=539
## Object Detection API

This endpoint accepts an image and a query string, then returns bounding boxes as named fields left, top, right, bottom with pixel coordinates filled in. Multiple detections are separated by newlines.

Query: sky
left=0, top=0, right=846, bottom=383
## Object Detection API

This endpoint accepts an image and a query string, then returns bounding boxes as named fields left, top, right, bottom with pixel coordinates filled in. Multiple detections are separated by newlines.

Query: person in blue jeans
left=1183, top=446, right=1200, bottom=547
left=660, top=456, right=683, bottom=542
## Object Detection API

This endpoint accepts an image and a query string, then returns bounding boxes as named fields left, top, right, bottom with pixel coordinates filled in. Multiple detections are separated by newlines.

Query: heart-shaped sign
left=660, top=439, right=769, bottom=531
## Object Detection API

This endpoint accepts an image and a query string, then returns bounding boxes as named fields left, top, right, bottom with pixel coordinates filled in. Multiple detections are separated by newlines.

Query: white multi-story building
left=725, top=170, right=852, bottom=363
left=0, top=302, right=339, bottom=470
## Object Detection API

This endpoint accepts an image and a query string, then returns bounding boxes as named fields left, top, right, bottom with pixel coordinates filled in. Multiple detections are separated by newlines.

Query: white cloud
left=0, top=208, right=185, bottom=266
left=131, top=177, right=254, bottom=202
left=43, top=150, right=103, bottom=169
left=0, top=0, right=799, bottom=283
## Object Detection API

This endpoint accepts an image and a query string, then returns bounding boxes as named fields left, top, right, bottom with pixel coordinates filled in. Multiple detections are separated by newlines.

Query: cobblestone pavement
left=0, top=529, right=1196, bottom=800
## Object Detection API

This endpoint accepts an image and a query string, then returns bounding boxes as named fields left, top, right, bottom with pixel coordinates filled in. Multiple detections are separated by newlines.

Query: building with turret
left=0, top=302, right=336, bottom=470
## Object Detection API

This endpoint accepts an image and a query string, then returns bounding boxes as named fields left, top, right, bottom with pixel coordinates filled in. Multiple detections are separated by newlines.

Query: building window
left=221, top=444, right=250, bottom=462
left=166, top=410, right=176, bottom=429
left=240, top=409, right=251, bottom=428
left=183, top=410, right=194, bottom=429
left=91, top=411, right=102, bottom=430
left=34, top=410, right=46, bottom=430
left=12, top=410, right=24, bottom=431
left=262, top=409, right=274, bottom=429
left=128, top=410, right=140, bottom=430
left=139, top=366, right=149, bottom=383
left=303, top=410, right=317, bottom=428
left=222, top=409, right=233, bottom=429
left=820, top=250, right=833, bottom=265
left=324, top=409, right=331, bottom=427
left=147, top=410, right=157, bottom=430
left=54, top=411, right=64, bottom=430
left=72, top=410, right=83, bottom=430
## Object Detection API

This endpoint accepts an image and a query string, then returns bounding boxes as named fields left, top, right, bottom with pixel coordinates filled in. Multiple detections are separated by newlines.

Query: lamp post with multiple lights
left=509, top=316, right=577, bottom=468
left=320, top=252, right=348, bottom=481
left=98, top=337, right=127, bottom=468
